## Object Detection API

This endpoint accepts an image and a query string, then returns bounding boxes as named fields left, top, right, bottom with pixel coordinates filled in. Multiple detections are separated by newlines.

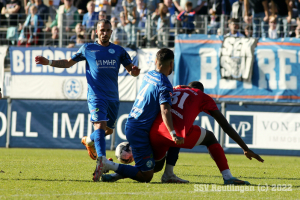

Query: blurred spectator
left=119, top=10, right=126, bottom=26
left=231, top=0, right=244, bottom=19
left=268, top=15, right=278, bottom=39
left=217, top=27, right=222, bottom=36
left=82, top=1, right=98, bottom=29
left=157, top=3, right=169, bottom=47
left=194, top=0, right=207, bottom=15
left=34, top=0, right=49, bottom=22
left=176, top=1, right=195, bottom=34
left=144, top=0, right=159, bottom=15
left=271, top=0, right=292, bottom=38
left=69, top=22, right=85, bottom=43
left=111, top=0, right=123, bottom=21
left=73, top=0, right=88, bottom=16
left=164, top=0, right=179, bottom=28
left=244, top=24, right=252, bottom=37
left=1, top=0, right=21, bottom=26
left=18, top=5, right=44, bottom=46
left=48, top=0, right=80, bottom=32
left=225, top=18, right=244, bottom=37
left=244, top=0, right=269, bottom=38
left=44, top=26, right=59, bottom=46
left=136, top=0, right=146, bottom=29
left=95, top=0, right=116, bottom=20
left=67, top=33, right=85, bottom=47
left=295, top=26, right=300, bottom=38
left=25, top=0, right=34, bottom=14
left=110, top=16, right=127, bottom=46
left=207, top=0, right=222, bottom=34
left=123, top=0, right=139, bottom=49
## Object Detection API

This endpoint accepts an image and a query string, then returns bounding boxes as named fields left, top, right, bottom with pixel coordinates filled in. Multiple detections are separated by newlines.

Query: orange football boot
left=81, top=136, right=97, bottom=160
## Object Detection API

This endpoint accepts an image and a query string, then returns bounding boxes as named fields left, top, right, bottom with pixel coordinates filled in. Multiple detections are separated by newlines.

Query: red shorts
left=149, top=124, right=206, bottom=161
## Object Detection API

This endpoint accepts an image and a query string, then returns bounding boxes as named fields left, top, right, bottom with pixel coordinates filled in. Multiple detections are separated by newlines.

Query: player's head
left=188, top=81, right=204, bottom=92
left=96, top=19, right=112, bottom=44
left=155, top=48, right=174, bottom=76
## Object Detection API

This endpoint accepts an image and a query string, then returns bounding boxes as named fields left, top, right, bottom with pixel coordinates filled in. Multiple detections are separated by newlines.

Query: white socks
left=103, top=156, right=119, bottom=171
left=86, top=136, right=94, bottom=146
left=163, top=164, right=175, bottom=177
left=221, top=169, right=233, bottom=180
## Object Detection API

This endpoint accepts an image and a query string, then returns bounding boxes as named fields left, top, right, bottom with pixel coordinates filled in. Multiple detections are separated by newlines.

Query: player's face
left=96, top=22, right=112, bottom=44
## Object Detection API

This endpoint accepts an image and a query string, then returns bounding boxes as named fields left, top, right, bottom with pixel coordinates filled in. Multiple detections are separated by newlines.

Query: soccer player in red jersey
left=149, top=81, right=264, bottom=184
left=102, top=81, right=264, bottom=184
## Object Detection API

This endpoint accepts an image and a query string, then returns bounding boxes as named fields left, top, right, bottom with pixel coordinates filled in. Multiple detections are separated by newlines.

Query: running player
left=35, top=19, right=140, bottom=182
left=88, top=48, right=180, bottom=182
left=102, top=81, right=264, bottom=184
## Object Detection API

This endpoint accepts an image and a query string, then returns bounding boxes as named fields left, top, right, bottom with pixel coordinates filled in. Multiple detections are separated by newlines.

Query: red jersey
left=151, top=86, right=218, bottom=138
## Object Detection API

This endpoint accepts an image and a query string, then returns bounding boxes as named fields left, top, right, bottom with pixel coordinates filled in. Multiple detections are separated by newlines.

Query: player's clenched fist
left=172, top=135, right=184, bottom=145
left=35, top=56, right=49, bottom=65
left=131, top=65, right=140, bottom=77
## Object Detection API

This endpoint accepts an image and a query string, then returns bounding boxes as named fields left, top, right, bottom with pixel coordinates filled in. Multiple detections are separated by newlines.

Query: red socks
left=207, top=143, right=229, bottom=172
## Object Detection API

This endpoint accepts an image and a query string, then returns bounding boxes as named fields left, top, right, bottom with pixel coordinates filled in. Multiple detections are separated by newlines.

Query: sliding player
left=102, top=81, right=264, bottom=184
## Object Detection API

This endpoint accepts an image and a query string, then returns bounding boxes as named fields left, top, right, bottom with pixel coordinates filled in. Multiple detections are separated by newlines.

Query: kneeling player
left=102, top=82, right=264, bottom=184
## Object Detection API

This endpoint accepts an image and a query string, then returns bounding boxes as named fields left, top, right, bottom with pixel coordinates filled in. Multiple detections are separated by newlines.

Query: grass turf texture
left=0, top=149, right=299, bottom=199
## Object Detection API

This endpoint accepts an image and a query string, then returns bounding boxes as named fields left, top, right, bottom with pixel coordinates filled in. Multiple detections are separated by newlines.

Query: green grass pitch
left=0, top=148, right=299, bottom=199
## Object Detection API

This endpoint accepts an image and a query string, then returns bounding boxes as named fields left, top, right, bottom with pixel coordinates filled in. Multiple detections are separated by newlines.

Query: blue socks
left=116, top=164, right=139, bottom=179
left=166, top=147, right=180, bottom=166
left=90, top=129, right=106, bottom=157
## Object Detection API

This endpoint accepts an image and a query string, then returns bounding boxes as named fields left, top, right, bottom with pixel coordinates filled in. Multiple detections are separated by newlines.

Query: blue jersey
left=126, top=70, right=173, bottom=132
left=71, top=42, right=132, bottom=101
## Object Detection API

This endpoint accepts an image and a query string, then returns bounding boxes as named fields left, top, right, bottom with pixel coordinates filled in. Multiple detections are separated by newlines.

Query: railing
left=0, top=13, right=297, bottom=50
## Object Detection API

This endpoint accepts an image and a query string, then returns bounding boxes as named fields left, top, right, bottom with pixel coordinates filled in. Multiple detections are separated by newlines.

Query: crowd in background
left=0, top=0, right=300, bottom=48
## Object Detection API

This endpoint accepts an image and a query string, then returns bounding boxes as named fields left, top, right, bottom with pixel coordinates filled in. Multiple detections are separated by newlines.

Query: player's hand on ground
left=244, top=149, right=264, bottom=163
left=172, top=135, right=184, bottom=145
left=35, top=56, right=49, bottom=65
left=131, top=66, right=140, bottom=77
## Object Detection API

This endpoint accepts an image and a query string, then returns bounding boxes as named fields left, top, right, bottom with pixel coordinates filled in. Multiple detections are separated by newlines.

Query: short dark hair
left=156, top=48, right=174, bottom=64
left=97, top=19, right=111, bottom=27
left=188, top=81, right=204, bottom=92
left=229, top=18, right=239, bottom=24
left=185, top=1, right=193, bottom=7
left=77, top=34, right=85, bottom=40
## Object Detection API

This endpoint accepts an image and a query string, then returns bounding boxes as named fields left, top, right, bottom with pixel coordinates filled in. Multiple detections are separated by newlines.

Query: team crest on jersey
left=92, top=113, right=98, bottom=121
left=146, top=160, right=153, bottom=168
left=108, top=49, right=115, bottom=54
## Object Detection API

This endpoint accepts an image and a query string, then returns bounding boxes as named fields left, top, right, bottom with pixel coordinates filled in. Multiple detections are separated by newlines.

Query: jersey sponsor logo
left=90, top=108, right=99, bottom=113
left=96, top=60, right=117, bottom=66
left=63, top=78, right=83, bottom=99
left=108, top=49, right=115, bottom=54
left=146, top=160, right=153, bottom=168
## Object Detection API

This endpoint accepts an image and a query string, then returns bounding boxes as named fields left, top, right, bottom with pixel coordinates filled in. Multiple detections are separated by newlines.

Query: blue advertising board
left=0, top=99, right=7, bottom=147
left=9, top=99, right=111, bottom=149
left=174, top=35, right=300, bottom=103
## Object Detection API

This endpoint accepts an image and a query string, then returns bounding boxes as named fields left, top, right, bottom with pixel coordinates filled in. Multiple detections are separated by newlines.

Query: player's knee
left=154, top=158, right=165, bottom=173
left=203, top=130, right=218, bottom=147
left=93, top=121, right=107, bottom=130
left=105, top=128, right=113, bottom=136
left=136, top=170, right=153, bottom=182
left=142, top=172, right=153, bottom=183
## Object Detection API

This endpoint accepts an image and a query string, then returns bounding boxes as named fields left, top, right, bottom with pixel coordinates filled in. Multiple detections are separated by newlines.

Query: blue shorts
left=88, top=98, right=119, bottom=129
left=125, top=127, right=155, bottom=172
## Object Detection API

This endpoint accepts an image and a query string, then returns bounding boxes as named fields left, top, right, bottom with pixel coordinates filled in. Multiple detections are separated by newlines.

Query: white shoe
left=161, top=174, right=189, bottom=183
left=93, top=156, right=107, bottom=182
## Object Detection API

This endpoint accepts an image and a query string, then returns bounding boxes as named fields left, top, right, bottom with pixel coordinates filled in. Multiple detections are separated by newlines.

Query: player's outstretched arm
left=35, top=56, right=77, bottom=68
left=125, top=64, right=140, bottom=77
left=160, top=103, right=184, bottom=145
left=209, top=109, right=264, bottom=163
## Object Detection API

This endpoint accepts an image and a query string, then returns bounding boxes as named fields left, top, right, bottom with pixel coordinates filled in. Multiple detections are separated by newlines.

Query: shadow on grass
left=0, top=178, right=93, bottom=183
left=185, top=174, right=300, bottom=181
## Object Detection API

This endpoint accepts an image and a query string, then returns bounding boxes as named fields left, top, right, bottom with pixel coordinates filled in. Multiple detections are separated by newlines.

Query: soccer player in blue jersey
left=86, top=48, right=182, bottom=182
left=35, top=19, right=140, bottom=182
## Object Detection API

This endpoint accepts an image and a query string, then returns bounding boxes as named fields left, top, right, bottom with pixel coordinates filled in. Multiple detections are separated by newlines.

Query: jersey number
left=172, top=92, right=189, bottom=109
left=136, top=83, right=150, bottom=106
